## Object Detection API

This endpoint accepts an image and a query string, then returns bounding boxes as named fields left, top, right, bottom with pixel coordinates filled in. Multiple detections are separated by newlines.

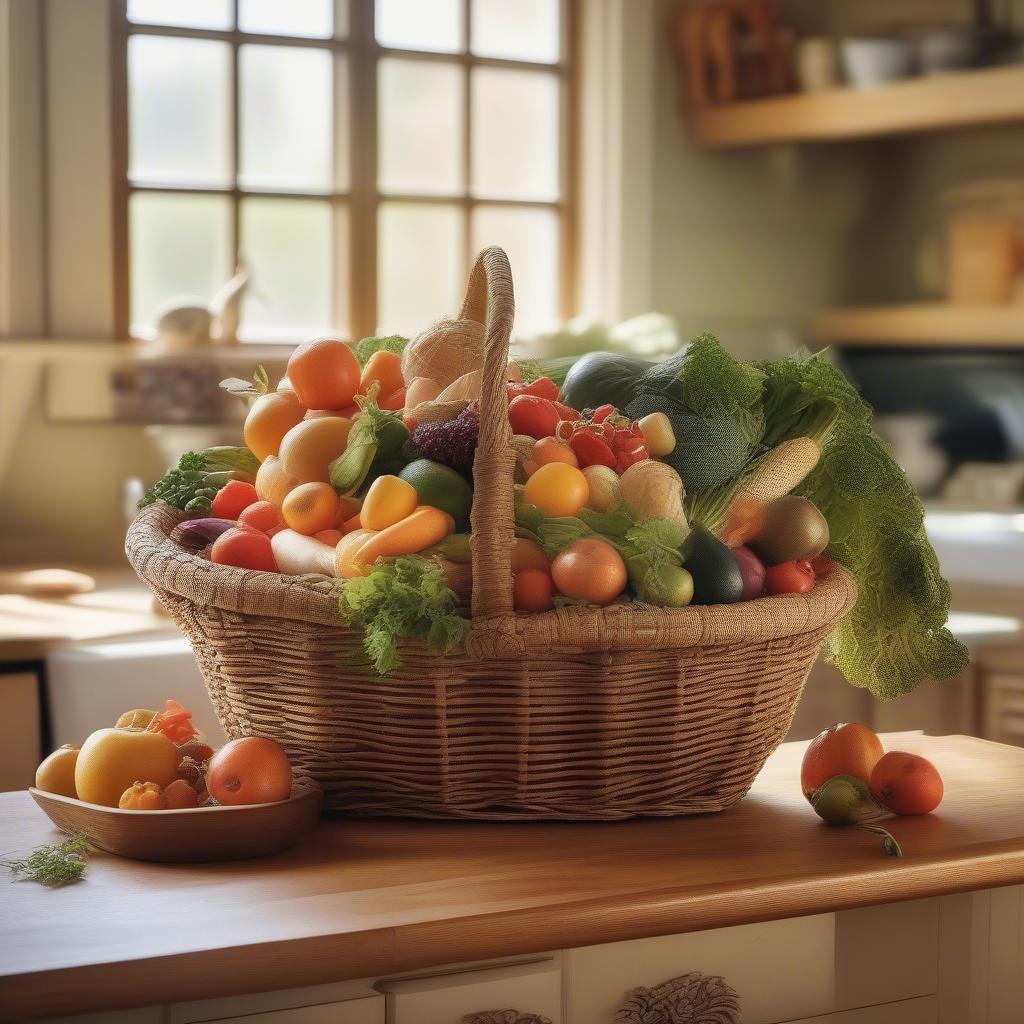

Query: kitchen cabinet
left=0, top=667, right=42, bottom=790
left=785, top=999, right=937, bottom=1023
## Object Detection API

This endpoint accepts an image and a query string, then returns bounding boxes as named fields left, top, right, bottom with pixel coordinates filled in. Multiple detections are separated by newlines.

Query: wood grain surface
left=2, top=732, right=1024, bottom=1021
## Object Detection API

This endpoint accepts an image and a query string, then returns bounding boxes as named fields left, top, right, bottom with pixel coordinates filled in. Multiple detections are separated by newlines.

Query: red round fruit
left=800, top=722, right=884, bottom=799
left=206, top=737, right=293, bottom=806
left=765, top=558, right=816, bottom=595
left=211, top=480, right=259, bottom=520
left=513, top=569, right=555, bottom=612
left=871, top=751, right=944, bottom=815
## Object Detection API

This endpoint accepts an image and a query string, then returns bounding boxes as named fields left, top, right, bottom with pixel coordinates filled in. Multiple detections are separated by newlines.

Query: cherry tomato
left=765, top=559, right=816, bottom=595
left=508, top=395, right=561, bottom=439
left=513, top=569, right=555, bottom=612
left=211, top=480, right=259, bottom=520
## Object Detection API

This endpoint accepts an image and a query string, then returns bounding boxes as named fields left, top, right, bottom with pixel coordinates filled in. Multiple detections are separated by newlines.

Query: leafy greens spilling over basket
left=144, top=325, right=966, bottom=701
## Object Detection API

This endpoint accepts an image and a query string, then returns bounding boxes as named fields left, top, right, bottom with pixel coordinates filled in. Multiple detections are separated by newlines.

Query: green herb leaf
left=353, top=334, right=408, bottom=367
left=3, top=836, right=92, bottom=886
left=338, top=556, right=469, bottom=675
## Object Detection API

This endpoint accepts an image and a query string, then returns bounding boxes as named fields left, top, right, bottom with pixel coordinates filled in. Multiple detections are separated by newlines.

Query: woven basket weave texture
left=127, top=247, right=857, bottom=819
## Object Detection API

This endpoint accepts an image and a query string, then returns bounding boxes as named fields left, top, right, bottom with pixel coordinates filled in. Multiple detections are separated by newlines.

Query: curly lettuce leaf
left=338, top=555, right=468, bottom=675
left=756, top=349, right=968, bottom=700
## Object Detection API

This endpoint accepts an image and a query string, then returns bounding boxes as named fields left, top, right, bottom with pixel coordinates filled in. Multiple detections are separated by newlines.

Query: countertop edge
left=4, top=843, right=1023, bottom=1022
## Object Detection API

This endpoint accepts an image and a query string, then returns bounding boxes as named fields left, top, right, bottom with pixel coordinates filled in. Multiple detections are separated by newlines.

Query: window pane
left=238, top=0, right=332, bottom=38
left=127, top=0, right=232, bottom=30
left=378, top=203, right=464, bottom=335
left=472, top=206, right=559, bottom=338
left=471, top=0, right=560, bottom=63
left=471, top=68, right=559, bottom=201
left=334, top=54, right=351, bottom=192
left=379, top=59, right=463, bottom=196
left=239, top=45, right=332, bottom=193
left=239, top=198, right=332, bottom=341
left=333, top=204, right=351, bottom=338
left=376, top=0, right=461, bottom=53
left=128, top=36, right=232, bottom=188
left=130, top=192, right=233, bottom=332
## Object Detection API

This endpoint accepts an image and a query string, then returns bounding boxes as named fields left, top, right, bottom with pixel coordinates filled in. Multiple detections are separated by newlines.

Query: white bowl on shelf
left=840, top=38, right=916, bottom=88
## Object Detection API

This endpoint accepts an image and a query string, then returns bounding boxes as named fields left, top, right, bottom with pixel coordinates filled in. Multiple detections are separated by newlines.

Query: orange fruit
left=551, top=538, right=627, bottom=606
left=287, top=338, right=361, bottom=411
left=163, top=778, right=200, bottom=809
left=523, top=463, right=589, bottom=517
left=255, top=455, right=300, bottom=508
left=118, top=781, right=168, bottom=810
left=76, top=728, right=180, bottom=807
left=244, top=390, right=306, bottom=462
left=278, top=416, right=353, bottom=484
left=206, top=737, right=293, bottom=806
left=800, top=723, right=884, bottom=799
left=871, top=751, right=943, bottom=815
left=35, top=744, right=80, bottom=798
left=282, top=481, right=341, bottom=535
left=533, top=437, right=578, bottom=469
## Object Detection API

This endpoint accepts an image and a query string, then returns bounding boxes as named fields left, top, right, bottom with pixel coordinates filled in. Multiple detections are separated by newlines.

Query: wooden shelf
left=811, top=303, right=1024, bottom=348
left=690, top=65, right=1024, bottom=147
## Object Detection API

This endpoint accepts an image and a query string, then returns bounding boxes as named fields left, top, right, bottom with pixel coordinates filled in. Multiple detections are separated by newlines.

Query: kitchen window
left=114, top=0, right=575, bottom=344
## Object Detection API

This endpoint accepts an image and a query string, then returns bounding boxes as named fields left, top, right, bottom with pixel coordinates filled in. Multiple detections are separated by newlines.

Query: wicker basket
left=127, top=247, right=857, bottom=820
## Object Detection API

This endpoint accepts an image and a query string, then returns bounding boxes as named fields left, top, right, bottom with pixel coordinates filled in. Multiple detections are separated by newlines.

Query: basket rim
left=127, top=502, right=857, bottom=652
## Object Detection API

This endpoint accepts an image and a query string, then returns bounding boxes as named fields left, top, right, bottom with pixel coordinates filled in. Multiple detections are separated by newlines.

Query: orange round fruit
left=206, top=736, right=293, bottom=806
left=278, top=416, right=353, bottom=484
left=75, top=728, right=180, bottom=807
left=551, top=538, right=627, bottom=606
left=287, top=338, right=361, bottom=411
left=35, top=744, right=80, bottom=798
left=244, top=390, right=306, bottom=462
left=871, top=751, right=943, bottom=815
left=800, top=722, right=884, bottom=799
left=523, top=463, right=589, bottom=517
left=255, top=455, right=300, bottom=508
left=118, top=781, right=168, bottom=810
left=163, top=778, right=200, bottom=809
left=282, top=481, right=341, bottom=535
left=510, top=537, right=550, bottom=573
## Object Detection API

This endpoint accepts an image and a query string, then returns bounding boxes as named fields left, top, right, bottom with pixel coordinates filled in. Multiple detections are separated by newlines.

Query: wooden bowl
left=29, top=783, right=323, bottom=862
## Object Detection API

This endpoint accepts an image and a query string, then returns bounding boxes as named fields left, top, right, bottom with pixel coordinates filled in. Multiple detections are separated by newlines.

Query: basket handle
left=463, top=248, right=520, bottom=645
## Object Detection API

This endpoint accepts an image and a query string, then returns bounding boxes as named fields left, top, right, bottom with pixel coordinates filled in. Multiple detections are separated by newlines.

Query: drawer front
left=379, top=959, right=561, bottom=1024
left=203, top=998, right=384, bottom=1024
left=786, top=994, right=937, bottom=1023
left=567, top=899, right=938, bottom=1024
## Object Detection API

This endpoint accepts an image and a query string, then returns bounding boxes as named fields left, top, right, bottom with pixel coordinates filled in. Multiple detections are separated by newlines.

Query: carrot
left=335, top=528, right=377, bottom=578
left=354, top=506, right=454, bottom=567
left=359, top=350, right=404, bottom=400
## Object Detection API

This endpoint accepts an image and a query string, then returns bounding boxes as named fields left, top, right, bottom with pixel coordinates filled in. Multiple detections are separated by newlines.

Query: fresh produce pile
left=34, top=698, right=295, bottom=810
left=801, top=721, right=945, bottom=857
left=140, top=325, right=967, bottom=696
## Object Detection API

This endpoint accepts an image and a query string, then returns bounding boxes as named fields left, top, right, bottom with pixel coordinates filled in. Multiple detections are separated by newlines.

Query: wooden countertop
left=3, top=732, right=1024, bottom=1020
left=0, top=570, right=172, bottom=661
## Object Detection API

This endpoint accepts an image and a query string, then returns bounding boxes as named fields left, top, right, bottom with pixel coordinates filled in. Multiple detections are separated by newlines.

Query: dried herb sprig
left=3, top=836, right=93, bottom=887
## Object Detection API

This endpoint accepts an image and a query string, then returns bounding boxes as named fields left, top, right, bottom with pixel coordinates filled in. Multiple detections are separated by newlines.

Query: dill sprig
left=3, top=836, right=93, bottom=887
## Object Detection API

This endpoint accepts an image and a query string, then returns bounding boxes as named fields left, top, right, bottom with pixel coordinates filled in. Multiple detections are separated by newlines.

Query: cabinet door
left=379, top=959, right=561, bottom=1024
left=566, top=900, right=938, bottom=1024
left=0, top=669, right=42, bottom=790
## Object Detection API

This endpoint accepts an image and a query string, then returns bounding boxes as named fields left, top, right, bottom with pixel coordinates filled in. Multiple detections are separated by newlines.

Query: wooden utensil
left=30, top=782, right=322, bottom=862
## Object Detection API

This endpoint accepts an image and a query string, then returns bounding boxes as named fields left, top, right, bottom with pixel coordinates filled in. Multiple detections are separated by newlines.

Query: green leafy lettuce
left=338, top=555, right=469, bottom=675
left=353, top=334, right=408, bottom=367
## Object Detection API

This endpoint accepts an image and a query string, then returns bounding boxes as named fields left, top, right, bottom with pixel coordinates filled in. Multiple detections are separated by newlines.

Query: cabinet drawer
left=203, top=998, right=383, bottom=1024
left=379, top=959, right=561, bottom=1024
left=566, top=899, right=938, bottom=1024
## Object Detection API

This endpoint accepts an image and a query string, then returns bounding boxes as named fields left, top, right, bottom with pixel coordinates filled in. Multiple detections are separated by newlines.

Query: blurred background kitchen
left=1, top=0, right=1023, bottom=790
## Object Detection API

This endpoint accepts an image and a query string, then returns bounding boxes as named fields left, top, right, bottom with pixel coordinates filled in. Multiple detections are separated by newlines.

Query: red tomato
left=508, top=395, right=561, bottom=439
left=211, top=527, right=278, bottom=572
left=513, top=569, right=555, bottom=612
left=211, top=480, right=259, bottom=520
left=765, top=559, right=816, bottom=595
left=507, top=377, right=559, bottom=402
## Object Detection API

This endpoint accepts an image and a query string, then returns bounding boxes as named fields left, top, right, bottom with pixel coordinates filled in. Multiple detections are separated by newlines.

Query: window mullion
left=462, top=0, right=472, bottom=286
left=229, top=2, right=241, bottom=285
